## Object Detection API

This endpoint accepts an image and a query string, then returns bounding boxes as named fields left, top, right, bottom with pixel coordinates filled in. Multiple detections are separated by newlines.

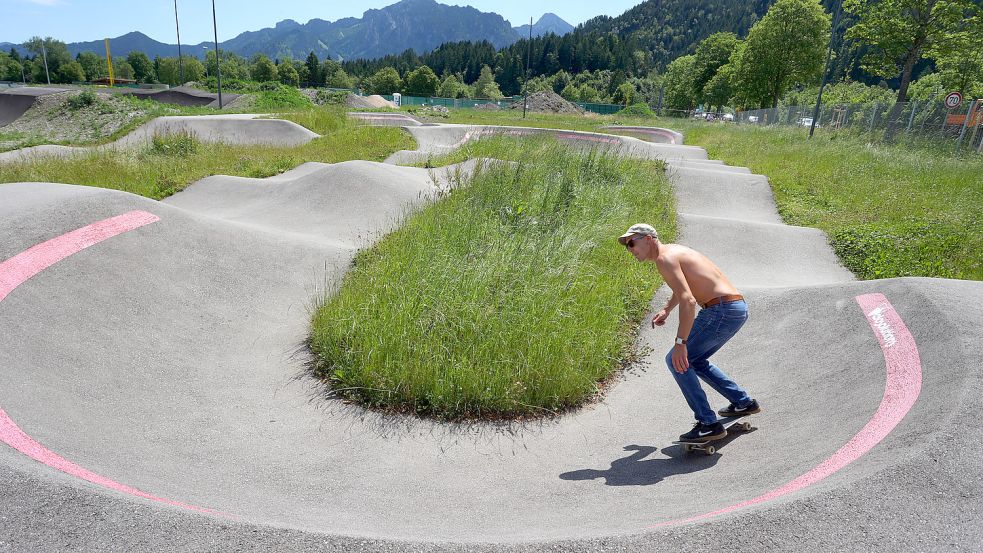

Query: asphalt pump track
left=0, top=116, right=980, bottom=551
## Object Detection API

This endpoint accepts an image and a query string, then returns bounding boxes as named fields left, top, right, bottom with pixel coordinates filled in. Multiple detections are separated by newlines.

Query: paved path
left=0, top=117, right=980, bottom=551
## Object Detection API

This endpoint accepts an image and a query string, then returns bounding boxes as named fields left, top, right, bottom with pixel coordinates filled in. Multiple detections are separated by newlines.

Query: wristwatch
left=675, top=337, right=687, bottom=345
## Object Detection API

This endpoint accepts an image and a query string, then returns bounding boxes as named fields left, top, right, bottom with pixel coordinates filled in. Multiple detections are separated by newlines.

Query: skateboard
left=672, top=415, right=754, bottom=455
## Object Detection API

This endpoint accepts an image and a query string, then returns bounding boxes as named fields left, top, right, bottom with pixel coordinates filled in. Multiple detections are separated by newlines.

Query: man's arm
left=651, top=293, right=679, bottom=327
left=656, top=255, right=698, bottom=373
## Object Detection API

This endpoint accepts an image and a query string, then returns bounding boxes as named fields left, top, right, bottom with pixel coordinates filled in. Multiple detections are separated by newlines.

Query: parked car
left=722, top=113, right=734, bottom=121
left=797, top=117, right=820, bottom=128
left=748, top=115, right=759, bottom=123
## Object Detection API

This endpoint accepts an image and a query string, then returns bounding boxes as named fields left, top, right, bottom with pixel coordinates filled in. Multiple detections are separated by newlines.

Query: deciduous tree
left=404, top=65, right=439, bottom=96
left=735, top=0, right=830, bottom=108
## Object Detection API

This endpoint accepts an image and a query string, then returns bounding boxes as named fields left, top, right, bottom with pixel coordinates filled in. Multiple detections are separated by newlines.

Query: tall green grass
left=309, top=137, right=674, bottom=419
left=673, top=123, right=982, bottom=280
left=0, top=109, right=414, bottom=199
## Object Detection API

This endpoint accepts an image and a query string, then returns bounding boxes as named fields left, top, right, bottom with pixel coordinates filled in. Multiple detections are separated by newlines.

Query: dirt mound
left=510, top=91, right=584, bottom=115
left=0, top=90, right=175, bottom=151
left=346, top=94, right=397, bottom=109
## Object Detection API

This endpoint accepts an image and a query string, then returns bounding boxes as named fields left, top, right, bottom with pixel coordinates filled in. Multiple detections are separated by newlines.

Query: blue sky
left=0, top=0, right=644, bottom=45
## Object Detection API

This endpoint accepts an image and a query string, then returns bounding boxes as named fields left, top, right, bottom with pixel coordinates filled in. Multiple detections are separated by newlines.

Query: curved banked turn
left=0, top=118, right=980, bottom=551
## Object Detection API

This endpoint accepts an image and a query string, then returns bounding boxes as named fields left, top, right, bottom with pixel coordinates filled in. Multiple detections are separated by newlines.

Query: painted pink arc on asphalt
left=650, top=293, right=922, bottom=527
left=0, top=210, right=160, bottom=303
left=0, top=210, right=218, bottom=515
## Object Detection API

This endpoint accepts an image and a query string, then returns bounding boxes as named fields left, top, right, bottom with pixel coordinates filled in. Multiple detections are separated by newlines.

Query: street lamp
left=174, top=0, right=185, bottom=85
left=212, top=0, right=223, bottom=108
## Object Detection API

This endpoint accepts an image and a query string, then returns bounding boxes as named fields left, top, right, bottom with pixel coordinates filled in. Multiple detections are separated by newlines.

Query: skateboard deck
left=672, top=414, right=754, bottom=455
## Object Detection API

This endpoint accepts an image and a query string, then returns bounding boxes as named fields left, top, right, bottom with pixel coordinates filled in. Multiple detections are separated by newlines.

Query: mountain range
left=1, top=0, right=575, bottom=62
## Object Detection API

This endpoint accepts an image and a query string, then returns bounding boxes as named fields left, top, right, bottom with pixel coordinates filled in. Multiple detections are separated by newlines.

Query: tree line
left=3, top=0, right=979, bottom=114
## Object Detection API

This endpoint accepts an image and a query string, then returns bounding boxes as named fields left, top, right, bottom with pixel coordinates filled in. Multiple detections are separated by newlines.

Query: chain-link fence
left=735, top=99, right=983, bottom=154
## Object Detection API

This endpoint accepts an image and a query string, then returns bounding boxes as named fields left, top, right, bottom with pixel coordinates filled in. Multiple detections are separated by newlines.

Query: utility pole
left=523, top=16, right=531, bottom=119
left=40, top=40, right=51, bottom=85
left=212, top=0, right=223, bottom=108
left=810, top=0, right=842, bottom=138
left=174, top=0, right=185, bottom=85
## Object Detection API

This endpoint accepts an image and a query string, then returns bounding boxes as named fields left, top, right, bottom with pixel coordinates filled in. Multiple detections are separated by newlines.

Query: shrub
left=254, top=84, right=312, bottom=110
left=617, top=103, right=656, bottom=117
left=67, top=91, right=97, bottom=110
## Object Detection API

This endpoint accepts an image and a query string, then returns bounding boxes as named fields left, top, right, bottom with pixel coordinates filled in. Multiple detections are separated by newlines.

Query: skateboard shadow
left=559, top=444, right=721, bottom=487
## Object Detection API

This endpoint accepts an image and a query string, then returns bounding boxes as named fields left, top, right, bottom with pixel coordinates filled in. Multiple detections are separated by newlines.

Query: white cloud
left=25, top=0, right=67, bottom=6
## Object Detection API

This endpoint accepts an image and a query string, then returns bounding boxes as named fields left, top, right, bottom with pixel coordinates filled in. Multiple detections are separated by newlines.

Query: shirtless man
left=618, top=223, right=760, bottom=442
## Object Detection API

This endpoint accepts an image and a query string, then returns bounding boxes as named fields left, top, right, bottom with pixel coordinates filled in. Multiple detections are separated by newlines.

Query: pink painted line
left=650, top=293, right=921, bottom=527
left=606, top=126, right=678, bottom=144
left=0, top=408, right=217, bottom=514
left=0, top=210, right=159, bottom=303
left=0, top=210, right=222, bottom=516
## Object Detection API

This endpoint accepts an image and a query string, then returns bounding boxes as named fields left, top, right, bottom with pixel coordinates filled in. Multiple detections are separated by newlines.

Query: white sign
left=944, top=91, right=963, bottom=109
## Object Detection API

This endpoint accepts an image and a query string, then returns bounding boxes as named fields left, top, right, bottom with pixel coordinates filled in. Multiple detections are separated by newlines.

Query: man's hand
left=651, top=309, right=669, bottom=328
left=672, top=344, right=689, bottom=373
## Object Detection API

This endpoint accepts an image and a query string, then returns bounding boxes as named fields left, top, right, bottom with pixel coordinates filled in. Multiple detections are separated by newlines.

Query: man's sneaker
left=679, top=421, right=726, bottom=443
left=718, top=399, right=761, bottom=417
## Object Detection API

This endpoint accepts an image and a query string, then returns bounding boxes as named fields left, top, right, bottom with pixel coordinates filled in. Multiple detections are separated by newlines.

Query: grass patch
left=0, top=108, right=414, bottom=199
left=432, top=108, right=980, bottom=280
left=309, top=136, right=674, bottom=420
left=672, top=122, right=982, bottom=280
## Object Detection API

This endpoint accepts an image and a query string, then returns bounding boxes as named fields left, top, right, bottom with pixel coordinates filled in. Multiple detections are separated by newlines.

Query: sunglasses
left=625, top=237, right=639, bottom=249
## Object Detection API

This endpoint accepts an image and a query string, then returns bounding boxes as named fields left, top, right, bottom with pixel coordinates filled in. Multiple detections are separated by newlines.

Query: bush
left=314, top=89, right=348, bottom=105
left=617, top=103, right=656, bottom=117
left=253, top=83, right=312, bottom=110
left=67, top=90, right=97, bottom=110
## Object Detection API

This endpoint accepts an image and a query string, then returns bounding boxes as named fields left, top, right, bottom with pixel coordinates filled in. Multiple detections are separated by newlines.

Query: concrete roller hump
left=383, top=123, right=708, bottom=165
left=1, top=123, right=982, bottom=551
left=0, top=115, right=320, bottom=163
left=677, top=213, right=854, bottom=287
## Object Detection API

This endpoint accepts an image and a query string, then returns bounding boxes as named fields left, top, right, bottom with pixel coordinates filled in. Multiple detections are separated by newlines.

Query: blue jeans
left=665, top=299, right=751, bottom=424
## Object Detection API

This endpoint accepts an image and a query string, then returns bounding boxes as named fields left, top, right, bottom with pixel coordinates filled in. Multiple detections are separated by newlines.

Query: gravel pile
left=510, top=91, right=585, bottom=115
left=346, top=94, right=397, bottom=109
left=0, top=90, right=172, bottom=150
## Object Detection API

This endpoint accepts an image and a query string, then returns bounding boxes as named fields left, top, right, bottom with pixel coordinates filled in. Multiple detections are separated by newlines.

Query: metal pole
left=174, top=0, right=184, bottom=84
left=869, top=102, right=878, bottom=133
left=40, top=40, right=50, bottom=85
left=955, top=100, right=974, bottom=150
left=810, top=0, right=841, bottom=138
left=523, top=16, right=531, bottom=119
left=906, top=101, right=917, bottom=133
left=21, top=63, right=26, bottom=84
left=966, top=101, right=982, bottom=152
left=212, top=0, right=223, bottom=109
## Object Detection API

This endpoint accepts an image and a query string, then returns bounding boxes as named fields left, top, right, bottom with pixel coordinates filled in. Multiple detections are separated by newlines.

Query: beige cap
left=618, top=223, right=658, bottom=245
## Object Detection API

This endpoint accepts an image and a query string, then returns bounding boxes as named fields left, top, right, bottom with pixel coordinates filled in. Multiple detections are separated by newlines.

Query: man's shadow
left=559, top=444, right=720, bottom=486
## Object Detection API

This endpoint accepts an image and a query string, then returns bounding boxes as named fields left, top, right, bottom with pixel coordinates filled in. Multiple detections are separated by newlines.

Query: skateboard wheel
left=740, top=422, right=752, bottom=432
left=705, top=445, right=716, bottom=455
left=683, top=444, right=694, bottom=453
